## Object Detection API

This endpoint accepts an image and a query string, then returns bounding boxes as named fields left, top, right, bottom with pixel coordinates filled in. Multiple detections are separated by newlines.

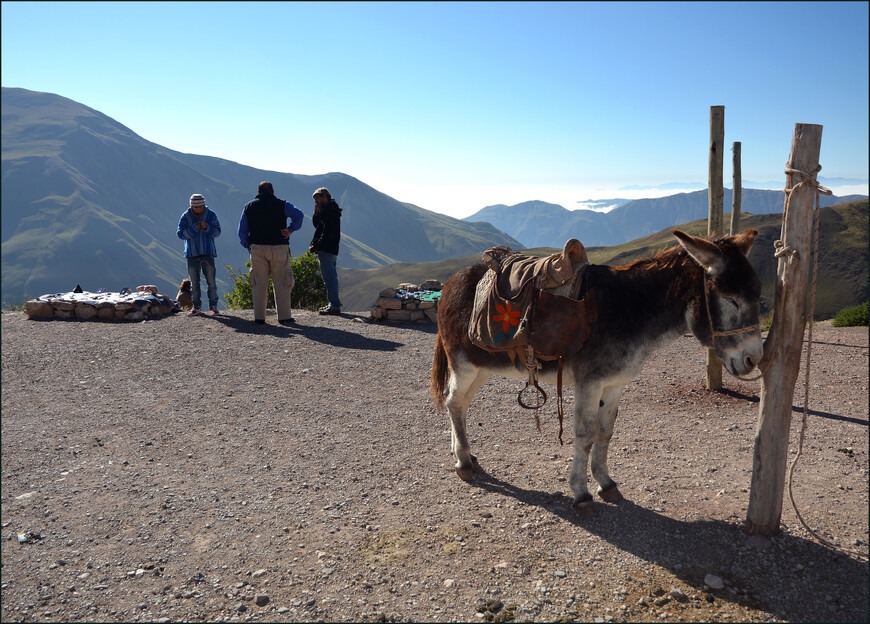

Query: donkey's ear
left=673, top=230, right=725, bottom=275
left=731, top=229, right=758, bottom=257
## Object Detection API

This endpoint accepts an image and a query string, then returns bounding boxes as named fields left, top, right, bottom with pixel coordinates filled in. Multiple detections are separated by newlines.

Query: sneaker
left=254, top=319, right=266, bottom=325
left=187, top=307, right=201, bottom=316
left=319, top=307, right=341, bottom=316
left=318, top=305, right=331, bottom=313
left=278, top=317, right=296, bottom=325
left=209, top=307, right=218, bottom=315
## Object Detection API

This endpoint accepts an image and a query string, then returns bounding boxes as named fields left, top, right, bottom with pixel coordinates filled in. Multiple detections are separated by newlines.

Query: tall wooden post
left=731, top=142, right=742, bottom=235
left=745, top=123, right=823, bottom=535
left=706, top=106, right=725, bottom=390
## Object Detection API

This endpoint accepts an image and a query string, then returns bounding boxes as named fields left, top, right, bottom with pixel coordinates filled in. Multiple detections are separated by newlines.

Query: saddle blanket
left=469, top=239, right=597, bottom=359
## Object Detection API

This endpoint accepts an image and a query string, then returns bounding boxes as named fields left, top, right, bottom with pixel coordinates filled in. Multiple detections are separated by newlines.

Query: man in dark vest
left=238, top=181, right=304, bottom=325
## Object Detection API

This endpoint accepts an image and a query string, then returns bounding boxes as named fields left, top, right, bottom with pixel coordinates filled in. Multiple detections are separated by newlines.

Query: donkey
left=431, top=229, right=762, bottom=511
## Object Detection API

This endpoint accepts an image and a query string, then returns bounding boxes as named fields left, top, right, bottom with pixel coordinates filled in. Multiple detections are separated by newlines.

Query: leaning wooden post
left=730, top=142, right=742, bottom=235
left=745, top=123, right=823, bottom=535
left=706, top=106, right=725, bottom=390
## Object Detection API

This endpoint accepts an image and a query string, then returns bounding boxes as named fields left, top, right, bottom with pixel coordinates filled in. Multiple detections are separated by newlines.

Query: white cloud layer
left=373, top=180, right=868, bottom=220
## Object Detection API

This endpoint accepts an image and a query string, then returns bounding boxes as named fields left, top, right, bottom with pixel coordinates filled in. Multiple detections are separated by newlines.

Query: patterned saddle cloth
left=468, top=238, right=597, bottom=360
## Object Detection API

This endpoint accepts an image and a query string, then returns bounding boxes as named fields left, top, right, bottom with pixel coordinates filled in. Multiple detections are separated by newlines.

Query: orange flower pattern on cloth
left=492, top=302, right=521, bottom=334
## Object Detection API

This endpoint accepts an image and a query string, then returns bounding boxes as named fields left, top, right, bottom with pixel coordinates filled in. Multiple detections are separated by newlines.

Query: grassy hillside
left=1, top=87, right=521, bottom=304
left=340, top=201, right=869, bottom=320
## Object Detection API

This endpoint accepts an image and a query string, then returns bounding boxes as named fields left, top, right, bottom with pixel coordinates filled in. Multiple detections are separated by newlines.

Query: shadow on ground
left=209, top=313, right=406, bottom=351
left=717, top=388, right=869, bottom=427
left=468, top=471, right=869, bottom=622
left=364, top=318, right=441, bottom=335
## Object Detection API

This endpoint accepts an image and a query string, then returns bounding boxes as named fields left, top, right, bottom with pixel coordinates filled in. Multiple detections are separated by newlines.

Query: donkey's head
left=674, top=229, right=763, bottom=376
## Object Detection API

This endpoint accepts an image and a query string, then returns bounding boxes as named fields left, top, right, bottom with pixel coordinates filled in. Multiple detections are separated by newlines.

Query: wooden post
left=745, top=123, right=823, bottom=535
left=706, top=106, right=725, bottom=390
left=731, top=142, right=742, bottom=235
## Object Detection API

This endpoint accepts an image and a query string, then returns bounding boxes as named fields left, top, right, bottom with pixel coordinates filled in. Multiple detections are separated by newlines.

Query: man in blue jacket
left=238, top=181, right=304, bottom=325
left=177, top=193, right=222, bottom=315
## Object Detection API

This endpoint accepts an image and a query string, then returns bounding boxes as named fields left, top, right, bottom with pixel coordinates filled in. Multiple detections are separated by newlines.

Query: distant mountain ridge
left=469, top=188, right=867, bottom=248
left=343, top=200, right=868, bottom=318
left=615, top=177, right=866, bottom=191
left=1, top=87, right=521, bottom=304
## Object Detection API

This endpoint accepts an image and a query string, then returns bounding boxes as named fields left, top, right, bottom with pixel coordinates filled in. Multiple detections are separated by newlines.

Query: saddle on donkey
left=468, top=238, right=598, bottom=442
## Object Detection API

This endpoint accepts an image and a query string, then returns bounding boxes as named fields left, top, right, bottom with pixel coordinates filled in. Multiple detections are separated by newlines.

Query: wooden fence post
left=731, top=142, right=742, bottom=235
left=706, top=106, right=725, bottom=390
left=745, top=123, right=823, bottom=535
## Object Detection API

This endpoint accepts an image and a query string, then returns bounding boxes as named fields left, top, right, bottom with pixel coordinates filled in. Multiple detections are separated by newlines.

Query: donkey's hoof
left=456, top=465, right=476, bottom=481
left=471, top=455, right=483, bottom=473
left=597, top=483, right=624, bottom=503
left=572, top=493, right=594, bottom=515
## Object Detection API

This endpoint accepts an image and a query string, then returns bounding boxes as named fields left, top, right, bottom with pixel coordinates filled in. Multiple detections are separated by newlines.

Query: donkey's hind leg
left=591, top=385, right=625, bottom=502
left=446, top=364, right=490, bottom=480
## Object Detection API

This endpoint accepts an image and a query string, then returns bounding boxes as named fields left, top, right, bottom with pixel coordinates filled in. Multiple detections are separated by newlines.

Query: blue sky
left=2, top=1, right=868, bottom=218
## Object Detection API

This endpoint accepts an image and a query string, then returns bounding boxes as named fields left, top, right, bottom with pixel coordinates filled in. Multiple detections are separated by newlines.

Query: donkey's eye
left=726, top=297, right=739, bottom=310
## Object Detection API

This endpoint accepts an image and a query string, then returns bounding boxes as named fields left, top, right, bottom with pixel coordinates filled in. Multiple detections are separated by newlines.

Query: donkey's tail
left=430, top=332, right=449, bottom=412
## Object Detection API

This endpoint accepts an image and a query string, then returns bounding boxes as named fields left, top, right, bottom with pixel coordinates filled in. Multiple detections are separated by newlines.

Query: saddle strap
left=556, top=358, right=564, bottom=445
left=515, top=346, right=547, bottom=439
left=515, top=345, right=565, bottom=446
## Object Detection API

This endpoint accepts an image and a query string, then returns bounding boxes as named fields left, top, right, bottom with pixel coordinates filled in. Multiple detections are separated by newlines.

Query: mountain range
left=468, top=186, right=866, bottom=249
left=343, top=200, right=868, bottom=318
left=1, top=87, right=520, bottom=305
left=615, top=177, right=865, bottom=191
left=2, top=87, right=866, bottom=313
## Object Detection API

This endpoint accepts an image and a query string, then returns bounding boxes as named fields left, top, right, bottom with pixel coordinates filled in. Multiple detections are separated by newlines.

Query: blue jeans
left=317, top=252, right=342, bottom=310
left=187, top=255, right=218, bottom=309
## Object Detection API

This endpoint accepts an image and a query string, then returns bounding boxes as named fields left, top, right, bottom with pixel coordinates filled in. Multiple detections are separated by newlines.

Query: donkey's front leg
left=446, top=367, right=489, bottom=480
left=591, top=385, right=625, bottom=502
left=569, top=390, right=604, bottom=510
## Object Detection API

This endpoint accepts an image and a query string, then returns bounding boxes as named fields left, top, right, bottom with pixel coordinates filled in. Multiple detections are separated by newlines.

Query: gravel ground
left=1, top=308, right=867, bottom=623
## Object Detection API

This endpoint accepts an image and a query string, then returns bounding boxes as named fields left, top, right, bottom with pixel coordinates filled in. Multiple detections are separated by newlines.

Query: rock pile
left=369, top=279, right=442, bottom=323
left=24, top=289, right=177, bottom=321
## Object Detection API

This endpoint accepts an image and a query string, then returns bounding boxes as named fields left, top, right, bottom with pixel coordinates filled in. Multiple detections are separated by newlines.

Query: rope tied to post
left=774, top=165, right=831, bottom=258
left=777, top=165, right=867, bottom=560
left=716, top=165, right=832, bottom=384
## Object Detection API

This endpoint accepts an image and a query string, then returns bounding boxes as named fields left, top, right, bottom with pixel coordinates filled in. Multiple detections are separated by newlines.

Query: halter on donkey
left=431, top=229, right=763, bottom=511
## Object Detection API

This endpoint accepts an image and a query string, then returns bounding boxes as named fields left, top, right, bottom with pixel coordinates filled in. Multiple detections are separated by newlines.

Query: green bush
left=291, top=251, right=329, bottom=310
left=224, top=252, right=328, bottom=311
left=831, top=301, right=869, bottom=327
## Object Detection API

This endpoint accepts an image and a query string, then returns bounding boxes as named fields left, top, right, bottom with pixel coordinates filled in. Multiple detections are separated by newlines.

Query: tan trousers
left=249, top=244, right=295, bottom=321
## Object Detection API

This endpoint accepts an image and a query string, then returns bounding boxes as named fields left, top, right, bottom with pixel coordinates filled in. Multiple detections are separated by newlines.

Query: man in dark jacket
left=308, top=187, right=342, bottom=315
left=238, top=181, right=304, bottom=325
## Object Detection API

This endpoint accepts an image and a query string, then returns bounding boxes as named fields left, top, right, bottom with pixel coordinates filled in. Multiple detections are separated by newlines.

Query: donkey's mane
left=613, top=233, right=740, bottom=274
left=612, top=243, right=690, bottom=273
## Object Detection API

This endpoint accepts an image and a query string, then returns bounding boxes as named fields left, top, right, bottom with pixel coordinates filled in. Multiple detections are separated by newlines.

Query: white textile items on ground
left=24, top=288, right=178, bottom=321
